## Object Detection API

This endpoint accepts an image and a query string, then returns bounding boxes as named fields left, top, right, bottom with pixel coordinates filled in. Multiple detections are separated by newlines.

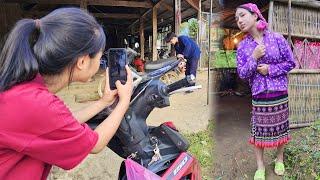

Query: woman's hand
left=99, top=68, right=118, bottom=106
left=257, top=64, right=269, bottom=75
left=115, top=65, right=133, bottom=104
left=91, top=66, right=133, bottom=154
left=252, top=44, right=266, bottom=60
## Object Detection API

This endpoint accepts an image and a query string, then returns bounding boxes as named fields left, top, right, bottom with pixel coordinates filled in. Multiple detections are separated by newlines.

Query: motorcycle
left=90, top=48, right=202, bottom=180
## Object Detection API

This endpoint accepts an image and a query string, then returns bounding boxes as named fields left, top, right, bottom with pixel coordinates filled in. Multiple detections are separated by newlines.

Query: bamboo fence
left=270, top=1, right=320, bottom=128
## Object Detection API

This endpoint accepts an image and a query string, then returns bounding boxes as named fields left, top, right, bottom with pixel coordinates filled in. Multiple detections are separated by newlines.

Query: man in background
left=164, top=32, right=201, bottom=91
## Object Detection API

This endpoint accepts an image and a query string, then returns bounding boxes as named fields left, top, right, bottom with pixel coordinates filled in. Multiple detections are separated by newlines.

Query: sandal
left=254, top=169, right=265, bottom=180
left=274, top=161, right=285, bottom=176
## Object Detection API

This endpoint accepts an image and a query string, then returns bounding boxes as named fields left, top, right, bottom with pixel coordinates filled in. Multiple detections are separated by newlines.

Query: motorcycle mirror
left=135, top=42, right=139, bottom=48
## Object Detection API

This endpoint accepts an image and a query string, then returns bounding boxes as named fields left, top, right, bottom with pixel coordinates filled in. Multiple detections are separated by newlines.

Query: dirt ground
left=212, top=95, right=283, bottom=180
left=49, top=70, right=211, bottom=180
left=148, top=70, right=211, bottom=133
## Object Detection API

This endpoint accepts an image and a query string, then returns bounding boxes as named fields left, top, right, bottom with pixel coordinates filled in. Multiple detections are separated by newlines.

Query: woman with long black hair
left=0, top=8, right=132, bottom=179
left=235, top=3, right=295, bottom=179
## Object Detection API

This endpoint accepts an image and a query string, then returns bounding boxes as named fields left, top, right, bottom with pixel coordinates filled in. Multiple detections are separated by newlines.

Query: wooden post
left=185, top=0, right=199, bottom=11
left=197, top=0, right=201, bottom=45
left=207, top=0, right=212, bottom=105
left=152, top=6, right=157, bottom=61
left=197, top=0, right=202, bottom=73
left=288, top=0, right=292, bottom=42
left=80, top=0, right=87, bottom=9
left=139, top=17, right=145, bottom=60
left=174, top=0, right=181, bottom=34
left=274, top=0, right=320, bottom=9
left=268, top=0, right=274, bottom=31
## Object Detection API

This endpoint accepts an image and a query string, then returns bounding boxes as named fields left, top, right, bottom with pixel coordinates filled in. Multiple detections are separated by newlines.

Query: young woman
left=235, top=3, right=295, bottom=180
left=0, top=8, right=133, bottom=179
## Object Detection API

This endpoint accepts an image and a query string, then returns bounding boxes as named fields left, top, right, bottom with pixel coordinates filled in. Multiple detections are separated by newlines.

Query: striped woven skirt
left=249, top=91, right=291, bottom=148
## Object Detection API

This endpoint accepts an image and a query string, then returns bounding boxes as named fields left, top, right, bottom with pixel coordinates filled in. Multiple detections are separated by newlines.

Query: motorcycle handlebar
left=164, top=78, right=189, bottom=94
left=164, top=74, right=196, bottom=95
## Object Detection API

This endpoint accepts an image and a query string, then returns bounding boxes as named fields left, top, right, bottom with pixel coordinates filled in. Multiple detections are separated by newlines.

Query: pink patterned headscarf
left=238, top=3, right=268, bottom=31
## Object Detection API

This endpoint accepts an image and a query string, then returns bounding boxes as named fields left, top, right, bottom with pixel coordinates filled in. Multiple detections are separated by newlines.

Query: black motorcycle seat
left=145, top=57, right=177, bottom=70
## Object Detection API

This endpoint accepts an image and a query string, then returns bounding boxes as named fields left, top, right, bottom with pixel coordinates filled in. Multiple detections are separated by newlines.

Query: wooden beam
left=143, top=7, right=195, bottom=32
left=93, top=13, right=140, bottom=19
left=212, top=0, right=222, bottom=12
left=99, top=23, right=132, bottom=27
left=29, top=4, right=39, bottom=10
left=154, top=1, right=188, bottom=22
left=161, top=2, right=173, bottom=12
left=4, top=0, right=153, bottom=8
left=153, top=0, right=164, bottom=8
left=197, top=0, right=201, bottom=45
left=22, top=11, right=140, bottom=19
left=152, top=6, right=157, bottom=61
left=185, top=0, right=199, bottom=11
left=4, top=0, right=81, bottom=4
left=89, top=0, right=152, bottom=8
left=207, top=0, right=212, bottom=105
left=274, top=0, right=320, bottom=9
left=143, top=18, right=172, bottom=32
left=128, top=0, right=166, bottom=29
left=156, top=5, right=190, bottom=22
left=128, top=10, right=150, bottom=29
left=268, top=0, right=274, bottom=31
left=288, top=0, right=292, bottom=42
left=175, top=0, right=181, bottom=34
left=139, top=17, right=145, bottom=60
left=80, top=0, right=87, bottom=9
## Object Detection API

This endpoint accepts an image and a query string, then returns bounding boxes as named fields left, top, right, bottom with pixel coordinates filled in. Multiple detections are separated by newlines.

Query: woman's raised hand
left=115, top=65, right=133, bottom=104
left=252, top=44, right=266, bottom=60
left=100, top=68, right=118, bottom=106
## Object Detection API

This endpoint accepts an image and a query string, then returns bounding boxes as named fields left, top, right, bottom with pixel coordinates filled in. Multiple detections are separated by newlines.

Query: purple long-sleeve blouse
left=236, top=30, right=296, bottom=95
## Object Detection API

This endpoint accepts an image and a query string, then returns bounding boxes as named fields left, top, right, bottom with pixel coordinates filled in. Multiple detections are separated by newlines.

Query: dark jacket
left=174, top=35, right=201, bottom=59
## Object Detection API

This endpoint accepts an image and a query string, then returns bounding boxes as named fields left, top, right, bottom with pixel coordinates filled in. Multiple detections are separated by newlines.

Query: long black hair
left=0, top=8, right=106, bottom=92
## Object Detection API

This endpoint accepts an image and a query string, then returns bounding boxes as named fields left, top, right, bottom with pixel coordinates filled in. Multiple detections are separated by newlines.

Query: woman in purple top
left=235, top=3, right=295, bottom=179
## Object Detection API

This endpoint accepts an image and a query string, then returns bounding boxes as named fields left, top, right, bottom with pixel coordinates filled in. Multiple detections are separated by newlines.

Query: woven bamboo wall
left=288, top=69, right=320, bottom=128
left=269, top=2, right=320, bottom=127
left=0, top=4, right=22, bottom=44
left=271, top=1, right=320, bottom=39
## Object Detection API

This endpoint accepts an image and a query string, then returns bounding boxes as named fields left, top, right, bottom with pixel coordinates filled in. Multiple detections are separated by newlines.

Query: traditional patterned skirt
left=249, top=91, right=291, bottom=148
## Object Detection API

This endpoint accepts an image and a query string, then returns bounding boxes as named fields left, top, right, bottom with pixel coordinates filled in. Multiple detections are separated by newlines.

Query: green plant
left=184, top=120, right=214, bottom=179
left=188, top=18, right=198, bottom=39
left=284, top=121, right=320, bottom=179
